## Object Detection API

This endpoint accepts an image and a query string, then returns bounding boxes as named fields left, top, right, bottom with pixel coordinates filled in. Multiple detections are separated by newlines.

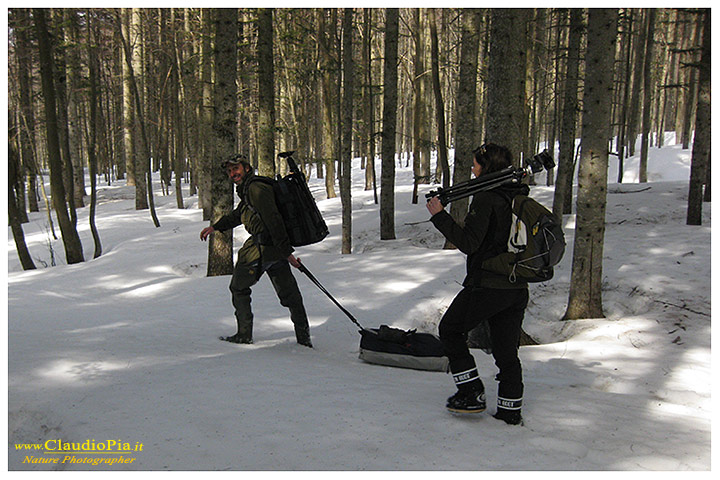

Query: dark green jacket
left=431, top=183, right=529, bottom=289
left=212, top=172, right=294, bottom=264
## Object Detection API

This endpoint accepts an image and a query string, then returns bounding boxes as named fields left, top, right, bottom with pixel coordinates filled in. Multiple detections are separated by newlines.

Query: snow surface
left=6, top=137, right=712, bottom=471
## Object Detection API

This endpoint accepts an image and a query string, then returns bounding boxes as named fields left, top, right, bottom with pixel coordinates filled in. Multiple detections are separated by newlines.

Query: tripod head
left=278, top=150, right=302, bottom=176
left=426, top=150, right=555, bottom=206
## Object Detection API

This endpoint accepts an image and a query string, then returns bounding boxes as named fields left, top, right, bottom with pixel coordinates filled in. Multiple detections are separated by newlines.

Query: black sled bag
left=359, top=325, right=449, bottom=372
left=299, top=264, right=448, bottom=372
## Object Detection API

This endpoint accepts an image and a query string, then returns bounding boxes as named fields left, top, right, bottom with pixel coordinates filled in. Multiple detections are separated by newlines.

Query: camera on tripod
left=426, top=149, right=555, bottom=206
left=526, top=150, right=555, bottom=175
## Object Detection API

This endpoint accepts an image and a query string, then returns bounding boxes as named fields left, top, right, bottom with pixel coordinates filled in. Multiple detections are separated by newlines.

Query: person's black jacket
left=430, top=183, right=529, bottom=289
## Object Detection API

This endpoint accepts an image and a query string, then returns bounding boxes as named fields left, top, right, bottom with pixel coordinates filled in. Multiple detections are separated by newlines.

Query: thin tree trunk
left=87, top=10, right=102, bottom=258
left=199, top=8, right=213, bottom=220
left=686, top=9, right=710, bottom=225
left=121, top=9, right=136, bottom=188
left=429, top=8, right=449, bottom=188
left=257, top=8, right=276, bottom=176
left=617, top=9, right=633, bottom=181
left=318, top=9, right=337, bottom=199
left=52, top=10, right=79, bottom=225
left=380, top=8, right=399, bottom=240
left=171, top=8, right=185, bottom=209
left=33, top=8, right=85, bottom=264
left=681, top=17, right=700, bottom=149
left=363, top=9, right=377, bottom=200
left=626, top=9, right=646, bottom=157
left=448, top=8, right=482, bottom=247
left=66, top=9, right=86, bottom=210
left=117, top=9, right=160, bottom=227
left=129, top=9, right=149, bottom=209
left=8, top=137, right=36, bottom=270
left=340, top=8, right=354, bottom=254
left=639, top=9, right=657, bottom=183
left=15, top=8, right=38, bottom=214
left=553, top=8, right=583, bottom=219
left=412, top=8, right=430, bottom=204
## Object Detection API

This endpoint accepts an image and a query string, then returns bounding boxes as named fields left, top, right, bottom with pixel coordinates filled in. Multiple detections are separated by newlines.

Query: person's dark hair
left=473, top=143, right=512, bottom=174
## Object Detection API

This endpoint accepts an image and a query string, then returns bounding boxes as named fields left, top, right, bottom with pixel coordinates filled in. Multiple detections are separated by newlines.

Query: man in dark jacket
left=200, top=154, right=312, bottom=347
left=426, top=143, right=528, bottom=425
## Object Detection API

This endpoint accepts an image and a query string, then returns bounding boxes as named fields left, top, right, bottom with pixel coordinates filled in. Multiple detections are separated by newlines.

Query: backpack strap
left=240, top=176, right=275, bottom=246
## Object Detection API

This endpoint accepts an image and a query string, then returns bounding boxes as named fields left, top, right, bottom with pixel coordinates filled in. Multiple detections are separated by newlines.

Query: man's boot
left=222, top=298, right=253, bottom=344
left=294, top=323, right=313, bottom=348
left=288, top=303, right=312, bottom=347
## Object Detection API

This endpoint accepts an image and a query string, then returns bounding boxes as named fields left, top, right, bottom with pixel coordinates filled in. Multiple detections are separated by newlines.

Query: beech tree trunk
left=429, top=8, right=450, bottom=189
left=486, top=8, right=529, bottom=165
left=639, top=9, right=656, bottom=183
left=447, top=8, right=482, bottom=241
left=340, top=8, right=354, bottom=254
left=87, top=10, right=103, bottom=258
left=565, top=8, right=618, bottom=320
left=553, top=8, right=583, bottom=219
left=33, top=8, right=85, bottom=265
left=686, top=9, right=710, bottom=226
left=207, top=8, right=237, bottom=276
left=8, top=130, right=36, bottom=270
left=380, top=8, right=399, bottom=241
left=257, top=8, right=276, bottom=177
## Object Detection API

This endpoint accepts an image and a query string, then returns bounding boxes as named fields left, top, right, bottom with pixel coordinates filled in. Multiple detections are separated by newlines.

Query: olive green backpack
left=482, top=194, right=566, bottom=283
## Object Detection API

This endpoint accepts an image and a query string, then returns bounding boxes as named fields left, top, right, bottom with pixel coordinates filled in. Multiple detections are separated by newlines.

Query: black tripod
left=426, top=150, right=555, bottom=206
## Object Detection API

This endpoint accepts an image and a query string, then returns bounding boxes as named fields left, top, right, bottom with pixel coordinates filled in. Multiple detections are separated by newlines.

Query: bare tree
left=199, top=8, right=213, bottom=220
left=87, top=10, right=102, bottom=258
left=362, top=8, right=378, bottom=199
left=553, top=8, right=583, bottom=219
left=121, top=9, right=137, bottom=188
left=446, top=8, right=482, bottom=249
left=206, top=8, right=238, bottom=276
left=340, top=8, right=354, bottom=254
left=13, top=8, right=37, bottom=216
left=411, top=8, right=431, bottom=204
left=564, top=9, right=618, bottom=320
left=639, top=9, right=657, bottom=183
left=317, top=9, right=338, bottom=199
left=686, top=9, right=710, bottom=226
left=257, top=8, right=276, bottom=176
left=117, top=8, right=160, bottom=227
left=485, top=8, right=530, bottom=164
left=171, top=8, right=186, bottom=209
left=8, top=125, right=36, bottom=270
left=33, top=8, right=85, bottom=265
left=429, top=8, right=450, bottom=189
left=380, top=8, right=399, bottom=241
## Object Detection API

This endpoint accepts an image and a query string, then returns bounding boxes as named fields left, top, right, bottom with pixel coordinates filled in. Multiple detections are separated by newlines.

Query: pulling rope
left=298, top=262, right=368, bottom=332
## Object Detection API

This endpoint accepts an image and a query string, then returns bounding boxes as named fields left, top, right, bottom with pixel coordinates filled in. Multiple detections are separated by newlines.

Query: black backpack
left=244, top=154, right=329, bottom=247
left=482, top=193, right=565, bottom=283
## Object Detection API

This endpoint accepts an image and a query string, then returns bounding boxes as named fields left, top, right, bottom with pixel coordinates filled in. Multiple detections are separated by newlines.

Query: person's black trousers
left=439, top=286, right=529, bottom=400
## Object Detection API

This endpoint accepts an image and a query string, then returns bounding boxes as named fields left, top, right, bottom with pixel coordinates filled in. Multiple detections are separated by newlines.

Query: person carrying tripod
left=200, top=154, right=312, bottom=348
left=426, top=143, right=529, bottom=425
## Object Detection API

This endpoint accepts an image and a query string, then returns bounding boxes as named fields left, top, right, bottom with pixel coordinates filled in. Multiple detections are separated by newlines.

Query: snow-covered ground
left=6, top=138, right=711, bottom=471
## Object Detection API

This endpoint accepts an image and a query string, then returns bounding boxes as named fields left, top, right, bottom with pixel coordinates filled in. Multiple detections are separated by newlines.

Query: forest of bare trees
left=7, top=8, right=711, bottom=321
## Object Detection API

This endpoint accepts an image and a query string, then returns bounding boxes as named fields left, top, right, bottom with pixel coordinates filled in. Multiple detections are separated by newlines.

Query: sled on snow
left=299, top=263, right=449, bottom=372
